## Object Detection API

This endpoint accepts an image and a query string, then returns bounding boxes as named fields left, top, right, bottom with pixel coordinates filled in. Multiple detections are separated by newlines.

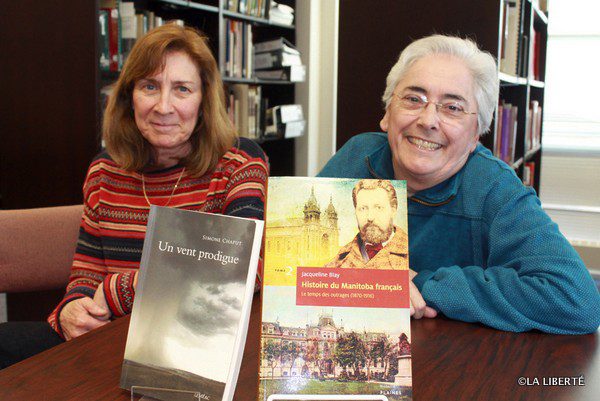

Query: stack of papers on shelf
left=254, top=37, right=299, bottom=55
left=268, top=1, right=294, bottom=26
left=254, top=65, right=305, bottom=82
left=253, top=38, right=305, bottom=79
left=264, top=104, right=305, bottom=139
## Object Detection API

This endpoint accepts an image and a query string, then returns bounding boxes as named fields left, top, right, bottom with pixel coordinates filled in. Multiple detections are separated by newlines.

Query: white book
left=500, top=0, right=521, bottom=76
left=120, top=206, right=264, bottom=401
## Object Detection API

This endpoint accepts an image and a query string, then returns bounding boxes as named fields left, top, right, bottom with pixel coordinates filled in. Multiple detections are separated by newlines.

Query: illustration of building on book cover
left=259, top=178, right=412, bottom=401
left=120, top=206, right=263, bottom=401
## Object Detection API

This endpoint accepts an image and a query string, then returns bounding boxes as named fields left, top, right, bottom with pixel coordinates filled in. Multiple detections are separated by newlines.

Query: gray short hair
left=382, top=35, right=499, bottom=136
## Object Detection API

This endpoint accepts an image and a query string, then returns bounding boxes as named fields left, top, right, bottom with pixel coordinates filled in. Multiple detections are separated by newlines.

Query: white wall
left=294, top=0, right=339, bottom=177
left=540, top=150, right=600, bottom=270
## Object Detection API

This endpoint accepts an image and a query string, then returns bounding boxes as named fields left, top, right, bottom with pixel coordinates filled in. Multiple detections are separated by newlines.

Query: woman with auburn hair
left=0, top=24, right=268, bottom=368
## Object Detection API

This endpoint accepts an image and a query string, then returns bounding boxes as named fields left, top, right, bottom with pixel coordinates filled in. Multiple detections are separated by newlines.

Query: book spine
left=534, top=30, right=542, bottom=80
left=526, top=104, right=533, bottom=151
left=235, top=21, right=243, bottom=77
left=98, top=10, right=110, bottom=72
left=102, top=7, right=120, bottom=72
left=500, top=104, right=512, bottom=162
left=495, top=102, right=503, bottom=157
left=534, top=106, right=542, bottom=148
left=241, top=21, right=247, bottom=78
left=246, top=24, right=253, bottom=78
left=509, top=105, right=518, bottom=164
left=226, top=19, right=232, bottom=76
left=501, top=1, right=520, bottom=76
left=222, top=220, right=264, bottom=401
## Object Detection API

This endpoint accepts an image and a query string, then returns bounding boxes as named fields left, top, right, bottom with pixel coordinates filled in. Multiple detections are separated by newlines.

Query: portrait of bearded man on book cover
left=324, top=179, right=408, bottom=270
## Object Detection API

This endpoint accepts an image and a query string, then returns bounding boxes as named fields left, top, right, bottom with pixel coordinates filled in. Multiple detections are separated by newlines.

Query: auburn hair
left=103, top=24, right=236, bottom=176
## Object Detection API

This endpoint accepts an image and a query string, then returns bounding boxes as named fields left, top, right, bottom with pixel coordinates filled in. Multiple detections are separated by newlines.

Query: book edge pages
left=120, top=204, right=159, bottom=388
left=222, top=219, right=265, bottom=401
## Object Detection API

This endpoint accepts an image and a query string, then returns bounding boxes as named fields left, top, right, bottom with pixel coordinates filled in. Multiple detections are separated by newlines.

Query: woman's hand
left=92, top=282, right=111, bottom=314
left=409, top=269, right=437, bottom=319
left=59, top=293, right=111, bottom=341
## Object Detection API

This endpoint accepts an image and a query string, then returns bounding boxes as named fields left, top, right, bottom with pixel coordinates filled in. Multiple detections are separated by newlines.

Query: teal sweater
left=319, top=132, right=600, bottom=334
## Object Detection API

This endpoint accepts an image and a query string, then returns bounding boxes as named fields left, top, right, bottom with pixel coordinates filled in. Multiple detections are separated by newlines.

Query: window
left=543, top=0, right=600, bottom=152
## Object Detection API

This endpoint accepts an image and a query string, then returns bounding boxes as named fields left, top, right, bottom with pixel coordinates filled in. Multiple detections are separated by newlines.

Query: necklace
left=142, top=167, right=186, bottom=207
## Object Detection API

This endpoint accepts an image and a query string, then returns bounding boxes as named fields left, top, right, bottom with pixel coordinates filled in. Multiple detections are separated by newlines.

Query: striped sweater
left=48, top=138, right=268, bottom=337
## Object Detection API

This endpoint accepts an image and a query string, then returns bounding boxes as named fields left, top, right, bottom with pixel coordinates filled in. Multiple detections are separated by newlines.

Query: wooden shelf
left=529, top=79, right=545, bottom=88
left=254, top=136, right=297, bottom=144
left=223, top=76, right=296, bottom=85
left=499, top=72, right=528, bottom=86
left=156, top=1, right=296, bottom=29
left=222, top=10, right=295, bottom=29
left=103, top=71, right=301, bottom=87
left=511, top=157, right=524, bottom=170
left=159, top=0, right=219, bottom=13
left=525, top=146, right=541, bottom=161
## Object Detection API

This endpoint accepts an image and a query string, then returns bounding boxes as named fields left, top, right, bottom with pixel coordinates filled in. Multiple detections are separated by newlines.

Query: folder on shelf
left=254, top=65, right=306, bottom=82
left=254, top=37, right=300, bottom=55
left=254, top=49, right=302, bottom=70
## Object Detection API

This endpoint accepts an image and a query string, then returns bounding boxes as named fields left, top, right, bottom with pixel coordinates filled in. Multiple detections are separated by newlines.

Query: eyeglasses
left=392, top=92, right=477, bottom=124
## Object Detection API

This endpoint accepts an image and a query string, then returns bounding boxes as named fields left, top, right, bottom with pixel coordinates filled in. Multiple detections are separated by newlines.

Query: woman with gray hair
left=319, top=34, right=600, bottom=334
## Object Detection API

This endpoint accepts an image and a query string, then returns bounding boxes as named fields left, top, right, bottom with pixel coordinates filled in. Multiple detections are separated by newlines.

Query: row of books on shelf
left=99, top=1, right=183, bottom=72
left=122, top=176, right=412, bottom=400
left=225, top=29, right=306, bottom=81
left=494, top=100, right=542, bottom=165
left=228, top=84, right=263, bottom=139
left=495, top=101, right=518, bottom=164
left=225, top=19, right=254, bottom=79
left=499, top=0, right=545, bottom=80
left=226, top=0, right=269, bottom=18
left=227, top=84, right=305, bottom=140
left=523, top=161, right=536, bottom=187
left=226, top=0, right=294, bottom=26
left=100, top=2, right=302, bottom=82
left=526, top=100, right=543, bottom=152
left=530, top=29, right=543, bottom=81
left=499, top=0, right=521, bottom=76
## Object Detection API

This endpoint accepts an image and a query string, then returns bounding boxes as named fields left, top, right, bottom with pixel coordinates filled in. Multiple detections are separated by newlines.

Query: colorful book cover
left=259, top=177, right=412, bottom=401
left=120, top=206, right=264, bottom=401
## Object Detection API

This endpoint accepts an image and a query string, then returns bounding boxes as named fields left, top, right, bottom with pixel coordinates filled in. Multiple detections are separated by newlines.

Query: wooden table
left=0, top=294, right=598, bottom=401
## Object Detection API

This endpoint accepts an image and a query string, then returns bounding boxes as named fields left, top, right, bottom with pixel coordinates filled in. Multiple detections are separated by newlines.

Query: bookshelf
left=337, top=0, right=548, bottom=194
left=496, top=0, right=547, bottom=193
left=98, top=0, right=302, bottom=176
